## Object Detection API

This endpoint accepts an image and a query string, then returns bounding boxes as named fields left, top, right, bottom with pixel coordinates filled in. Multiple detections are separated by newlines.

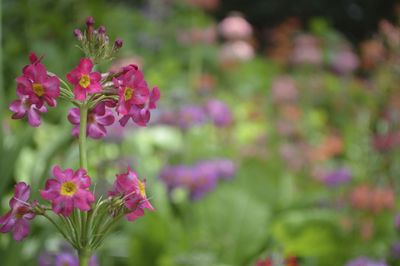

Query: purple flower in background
left=68, top=102, right=115, bottom=139
left=38, top=247, right=98, bottom=266
left=178, top=105, right=206, bottom=129
left=391, top=241, right=400, bottom=258
left=322, top=168, right=351, bottom=186
left=205, top=99, right=233, bottom=127
left=55, top=252, right=78, bottom=266
left=331, top=48, right=359, bottom=75
left=159, top=159, right=235, bottom=200
left=271, top=76, right=298, bottom=104
left=214, top=159, right=236, bottom=180
left=291, top=34, right=322, bottom=66
left=395, top=214, right=400, bottom=230
left=189, top=161, right=219, bottom=200
left=9, top=95, right=47, bottom=127
left=345, top=257, right=387, bottom=266
left=159, top=165, right=193, bottom=192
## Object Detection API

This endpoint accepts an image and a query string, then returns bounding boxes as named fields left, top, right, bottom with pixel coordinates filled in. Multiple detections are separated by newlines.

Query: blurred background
left=1, top=0, right=400, bottom=265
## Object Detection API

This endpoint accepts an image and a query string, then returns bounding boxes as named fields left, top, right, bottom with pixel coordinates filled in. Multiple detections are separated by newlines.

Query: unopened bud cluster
left=74, top=16, right=123, bottom=63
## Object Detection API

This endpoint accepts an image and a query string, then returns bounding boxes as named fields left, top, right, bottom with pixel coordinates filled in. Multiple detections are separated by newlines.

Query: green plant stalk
left=79, top=103, right=88, bottom=170
left=78, top=249, right=91, bottom=266
left=78, top=103, right=91, bottom=265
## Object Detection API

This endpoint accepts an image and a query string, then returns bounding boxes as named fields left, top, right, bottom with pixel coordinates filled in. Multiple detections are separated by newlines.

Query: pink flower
left=218, top=13, right=253, bottom=40
left=108, top=167, right=154, bottom=221
left=66, top=58, right=102, bottom=101
left=113, top=65, right=149, bottom=115
left=0, top=182, right=35, bottom=241
left=68, top=102, right=115, bottom=139
left=119, top=87, right=160, bottom=127
left=9, top=95, right=47, bottom=127
left=16, top=52, right=60, bottom=108
left=40, top=166, right=95, bottom=216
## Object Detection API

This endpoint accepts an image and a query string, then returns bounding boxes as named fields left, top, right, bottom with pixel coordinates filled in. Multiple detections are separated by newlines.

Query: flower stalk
left=79, top=102, right=88, bottom=170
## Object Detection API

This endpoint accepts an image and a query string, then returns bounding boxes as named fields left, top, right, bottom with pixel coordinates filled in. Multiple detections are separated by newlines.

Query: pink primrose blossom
left=40, top=166, right=95, bottom=216
left=0, top=182, right=35, bottom=241
left=66, top=58, right=102, bottom=101
left=109, top=167, right=154, bottom=221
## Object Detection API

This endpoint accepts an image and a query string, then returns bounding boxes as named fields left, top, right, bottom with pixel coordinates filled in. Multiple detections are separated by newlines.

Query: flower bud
left=73, top=29, right=83, bottom=41
left=86, top=16, right=95, bottom=27
left=98, top=25, right=106, bottom=35
left=114, top=38, right=123, bottom=49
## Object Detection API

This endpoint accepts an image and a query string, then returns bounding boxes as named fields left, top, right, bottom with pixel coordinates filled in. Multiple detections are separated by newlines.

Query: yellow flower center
left=32, top=83, right=44, bottom=96
left=60, top=181, right=77, bottom=196
left=124, top=87, right=134, bottom=101
left=138, top=180, right=146, bottom=198
left=79, top=74, right=91, bottom=88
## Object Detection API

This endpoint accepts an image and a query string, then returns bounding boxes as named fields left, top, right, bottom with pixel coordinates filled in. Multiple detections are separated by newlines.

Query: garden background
left=1, top=0, right=400, bottom=265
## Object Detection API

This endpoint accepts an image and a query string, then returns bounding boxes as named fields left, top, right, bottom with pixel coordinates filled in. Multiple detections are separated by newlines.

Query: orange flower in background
left=279, top=104, right=302, bottom=121
left=350, top=184, right=371, bottom=210
left=309, top=134, right=343, bottom=162
left=359, top=39, right=385, bottom=71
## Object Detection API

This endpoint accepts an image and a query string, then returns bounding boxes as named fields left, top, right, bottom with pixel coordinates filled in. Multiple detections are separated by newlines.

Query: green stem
left=78, top=249, right=91, bottom=266
left=42, top=213, right=77, bottom=249
left=79, top=104, right=88, bottom=170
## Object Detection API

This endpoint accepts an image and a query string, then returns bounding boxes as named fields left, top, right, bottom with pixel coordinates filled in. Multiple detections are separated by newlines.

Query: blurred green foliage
left=1, top=1, right=400, bottom=266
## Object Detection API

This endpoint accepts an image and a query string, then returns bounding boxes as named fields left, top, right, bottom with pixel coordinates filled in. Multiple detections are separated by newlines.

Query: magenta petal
left=87, top=123, right=106, bottom=139
left=52, top=165, right=64, bottom=180
left=149, top=87, right=160, bottom=109
left=15, top=76, right=31, bottom=91
left=125, top=208, right=144, bottom=222
left=12, top=219, right=29, bottom=241
left=0, top=211, right=14, bottom=233
left=42, top=76, right=60, bottom=98
left=89, top=72, right=101, bottom=82
left=27, top=107, right=42, bottom=127
left=40, top=189, right=59, bottom=201
left=119, top=115, right=130, bottom=127
left=75, top=169, right=90, bottom=188
left=87, top=82, right=102, bottom=94
left=9, top=100, right=26, bottom=118
left=74, top=87, right=87, bottom=101
left=10, top=182, right=31, bottom=207
left=79, top=58, right=93, bottom=73
left=71, top=126, right=80, bottom=137
left=73, top=190, right=94, bottom=211
left=68, top=108, right=81, bottom=125
left=93, top=102, right=106, bottom=115
left=96, top=111, right=115, bottom=126
left=52, top=197, right=73, bottom=216
left=66, top=69, right=81, bottom=84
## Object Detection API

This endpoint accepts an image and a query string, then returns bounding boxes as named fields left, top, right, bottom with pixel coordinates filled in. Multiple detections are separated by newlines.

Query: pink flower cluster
left=0, top=166, right=153, bottom=241
left=108, top=167, right=154, bottom=221
left=66, top=61, right=160, bottom=139
left=9, top=54, right=160, bottom=138
left=9, top=53, right=60, bottom=127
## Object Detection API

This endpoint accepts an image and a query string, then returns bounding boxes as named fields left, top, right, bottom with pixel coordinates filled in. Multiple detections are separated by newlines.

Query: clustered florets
left=1, top=16, right=158, bottom=245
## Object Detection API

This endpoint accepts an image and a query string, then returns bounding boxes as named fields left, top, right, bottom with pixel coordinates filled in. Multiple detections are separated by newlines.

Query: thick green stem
left=78, top=103, right=90, bottom=262
left=78, top=249, right=91, bottom=266
left=79, top=104, right=88, bottom=170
